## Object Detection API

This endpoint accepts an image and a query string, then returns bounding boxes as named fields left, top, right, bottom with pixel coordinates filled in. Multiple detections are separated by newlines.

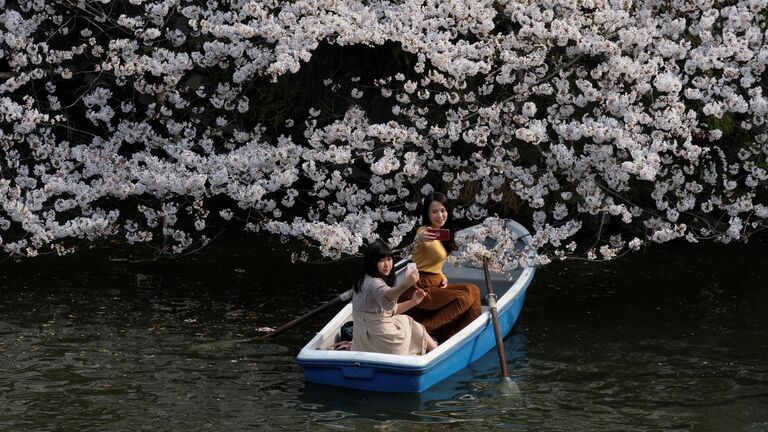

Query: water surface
left=1, top=236, right=766, bottom=431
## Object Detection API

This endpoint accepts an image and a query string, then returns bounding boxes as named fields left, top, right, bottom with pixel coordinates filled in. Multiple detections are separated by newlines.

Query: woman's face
left=427, top=200, right=448, bottom=228
left=377, top=256, right=393, bottom=276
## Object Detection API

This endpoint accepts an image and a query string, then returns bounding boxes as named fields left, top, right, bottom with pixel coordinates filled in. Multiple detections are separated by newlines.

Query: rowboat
left=296, top=219, right=537, bottom=393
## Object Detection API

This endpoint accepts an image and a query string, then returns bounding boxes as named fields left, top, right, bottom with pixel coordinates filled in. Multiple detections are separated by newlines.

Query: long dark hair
left=354, top=240, right=396, bottom=292
left=420, top=192, right=458, bottom=253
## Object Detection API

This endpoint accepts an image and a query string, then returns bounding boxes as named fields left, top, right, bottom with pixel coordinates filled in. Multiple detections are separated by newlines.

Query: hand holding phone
left=427, top=228, right=450, bottom=241
left=404, top=263, right=419, bottom=285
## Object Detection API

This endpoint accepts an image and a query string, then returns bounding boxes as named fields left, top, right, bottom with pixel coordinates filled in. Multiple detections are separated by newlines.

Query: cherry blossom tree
left=1, top=0, right=767, bottom=269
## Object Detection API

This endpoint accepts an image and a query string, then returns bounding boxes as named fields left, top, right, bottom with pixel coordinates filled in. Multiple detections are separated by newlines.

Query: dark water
left=1, top=235, right=766, bottom=431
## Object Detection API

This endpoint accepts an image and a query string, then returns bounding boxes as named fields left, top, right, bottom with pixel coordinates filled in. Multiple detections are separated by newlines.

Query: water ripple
left=1, top=239, right=767, bottom=430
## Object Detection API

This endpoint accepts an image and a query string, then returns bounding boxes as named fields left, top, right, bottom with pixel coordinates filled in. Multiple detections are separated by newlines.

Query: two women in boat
left=351, top=192, right=482, bottom=355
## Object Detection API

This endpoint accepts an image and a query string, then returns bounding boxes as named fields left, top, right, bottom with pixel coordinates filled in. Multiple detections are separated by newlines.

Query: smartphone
left=428, top=228, right=450, bottom=241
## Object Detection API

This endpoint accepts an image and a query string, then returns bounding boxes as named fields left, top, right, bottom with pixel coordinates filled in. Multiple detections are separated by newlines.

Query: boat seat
left=335, top=320, right=353, bottom=343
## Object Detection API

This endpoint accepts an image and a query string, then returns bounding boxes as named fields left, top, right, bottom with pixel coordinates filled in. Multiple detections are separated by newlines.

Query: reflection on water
left=1, top=235, right=767, bottom=431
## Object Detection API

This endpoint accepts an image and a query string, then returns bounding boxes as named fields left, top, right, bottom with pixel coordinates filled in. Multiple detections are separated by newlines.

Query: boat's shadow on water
left=298, top=331, right=529, bottom=423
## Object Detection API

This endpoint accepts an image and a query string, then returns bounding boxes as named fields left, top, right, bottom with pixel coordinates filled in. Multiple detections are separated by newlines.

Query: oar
left=190, top=290, right=355, bottom=351
left=482, top=257, right=510, bottom=379
left=255, top=289, right=353, bottom=340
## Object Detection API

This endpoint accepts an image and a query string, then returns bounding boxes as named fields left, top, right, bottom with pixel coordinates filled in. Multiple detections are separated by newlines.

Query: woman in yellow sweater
left=399, top=192, right=481, bottom=341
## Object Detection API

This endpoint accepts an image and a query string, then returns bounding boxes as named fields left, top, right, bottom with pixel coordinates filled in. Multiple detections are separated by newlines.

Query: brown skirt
left=399, top=272, right=481, bottom=340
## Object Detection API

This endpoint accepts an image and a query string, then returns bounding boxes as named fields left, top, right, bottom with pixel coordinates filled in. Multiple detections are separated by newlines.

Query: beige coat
left=351, top=275, right=428, bottom=355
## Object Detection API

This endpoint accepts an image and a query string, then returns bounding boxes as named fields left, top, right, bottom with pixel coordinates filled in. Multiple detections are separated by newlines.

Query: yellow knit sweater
left=412, top=226, right=448, bottom=274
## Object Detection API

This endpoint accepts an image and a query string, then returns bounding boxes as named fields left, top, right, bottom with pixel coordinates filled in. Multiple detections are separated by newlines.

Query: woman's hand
left=391, top=267, right=421, bottom=303
left=396, top=288, right=428, bottom=314
left=404, top=267, right=420, bottom=287
left=418, top=228, right=437, bottom=242
left=439, top=276, right=448, bottom=289
left=412, top=288, right=428, bottom=304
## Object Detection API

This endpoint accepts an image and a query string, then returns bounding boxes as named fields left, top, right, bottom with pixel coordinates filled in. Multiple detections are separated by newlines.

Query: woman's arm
left=395, top=299, right=418, bottom=314
left=384, top=268, right=419, bottom=302
left=415, top=226, right=437, bottom=244
left=396, top=288, right=427, bottom=314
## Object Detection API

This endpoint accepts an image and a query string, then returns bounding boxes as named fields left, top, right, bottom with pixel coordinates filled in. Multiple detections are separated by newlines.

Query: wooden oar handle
left=483, top=257, right=510, bottom=378
left=258, top=289, right=352, bottom=340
